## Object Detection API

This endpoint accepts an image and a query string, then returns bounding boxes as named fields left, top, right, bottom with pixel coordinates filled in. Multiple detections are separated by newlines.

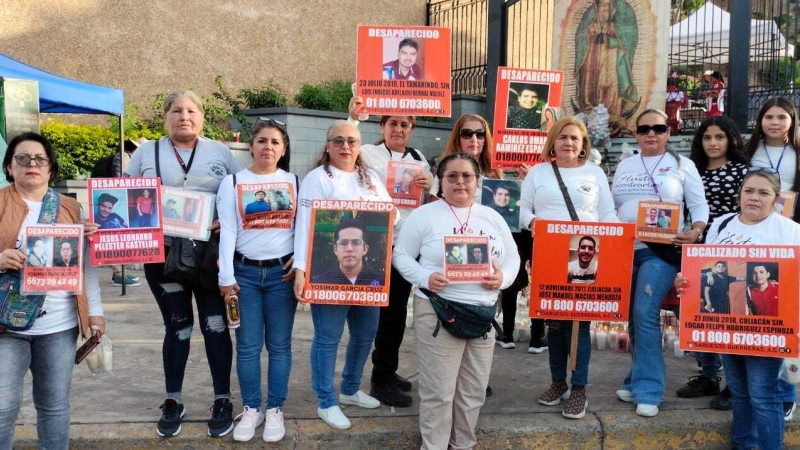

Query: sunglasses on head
left=636, top=124, right=669, bottom=135
left=256, top=117, right=287, bottom=128
left=459, top=129, right=486, bottom=140
left=748, top=166, right=781, bottom=180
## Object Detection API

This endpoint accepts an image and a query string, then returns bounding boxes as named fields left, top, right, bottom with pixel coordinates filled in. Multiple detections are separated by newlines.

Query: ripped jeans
left=144, top=258, right=232, bottom=398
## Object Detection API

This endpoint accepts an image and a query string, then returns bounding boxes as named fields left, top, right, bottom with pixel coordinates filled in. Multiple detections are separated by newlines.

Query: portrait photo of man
left=273, top=189, right=293, bottom=211
left=746, top=263, right=779, bottom=316
left=701, top=261, right=744, bottom=314
left=26, top=237, right=51, bottom=267
left=54, top=239, right=79, bottom=268
left=312, top=218, right=384, bottom=286
left=468, top=245, right=487, bottom=265
left=483, top=181, right=519, bottom=231
left=95, top=192, right=128, bottom=229
left=446, top=244, right=466, bottom=264
left=657, top=209, right=672, bottom=229
left=644, top=208, right=658, bottom=227
left=567, top=236, right=598, bottom=284
left=163, top=199, right=180, bottom=220
left=245, top=190, right=271, bottom=215
left=383, top=38, right=423, bottom=81
left=506, top=83, right=548, bottom=130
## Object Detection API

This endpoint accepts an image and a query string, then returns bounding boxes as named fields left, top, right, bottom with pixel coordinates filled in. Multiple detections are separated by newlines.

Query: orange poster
left=635, top=201, right=681, bottom=243
left=236, top=182, right=295, bottom=229
left=530, top=220, right=635, bottom=321
left=302, top=200, right=395, bottom=306
left=491, top=67, right=564, bottom=169
left=161, top=187, right=215, bottom=241
left=679, top=245, right=800, bottom=358
left=386, top=161, right=423, bottom=208
left=22, top=224, right=84, bottom=295
left=443, top=235, right=491, bottom=283
left=778, top=191, right=796, bottom=220
left=355, top=25, right=451, bottom=117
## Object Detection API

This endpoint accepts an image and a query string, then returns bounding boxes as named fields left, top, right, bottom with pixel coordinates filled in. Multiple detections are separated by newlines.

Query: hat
left=703, top=70, right=713, bottom=76
left=98, top=193, right=118, bottom=205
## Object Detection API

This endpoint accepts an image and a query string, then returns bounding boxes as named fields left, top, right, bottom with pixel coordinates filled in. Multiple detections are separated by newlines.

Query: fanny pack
left=419, top=287, right=500, bottom=339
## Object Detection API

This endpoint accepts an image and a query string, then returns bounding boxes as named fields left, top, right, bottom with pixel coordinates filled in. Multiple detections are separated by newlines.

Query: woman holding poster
left=347, top=99, right=433, bottom=408
left=676, top=170, right=800, bottom=450
left=124, top=91, right=241, bottom=438
left=611, top=109, right=709, bottom=418
left=0, top=132, right=104, bottom=450
left=393, top=152, right=519, bottom=450
left=217, top=119, right=298, bottom=442
left=518, top=117, right=617, bottom=419
left=292, top=120, right=395, bottom=430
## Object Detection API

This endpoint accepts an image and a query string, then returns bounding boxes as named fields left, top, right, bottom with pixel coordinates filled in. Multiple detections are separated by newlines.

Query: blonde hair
left=314, top=120, right=375, bottom=192
left=438, top=114, right=503, bottom=179
left=543, top=117, right=591, bottom=161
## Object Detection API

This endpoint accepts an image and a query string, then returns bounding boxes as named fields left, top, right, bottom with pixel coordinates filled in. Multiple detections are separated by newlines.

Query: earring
left=579, top=149, right=587, bottom=158
left=549, top=148, right=556, bottom=157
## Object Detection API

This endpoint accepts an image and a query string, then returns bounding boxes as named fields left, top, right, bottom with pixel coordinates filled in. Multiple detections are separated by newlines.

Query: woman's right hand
left=427, top=272, right=449, bottom=293
left=674, top=272, right=688, bottom=297
left=348, top=96, right=367, bottom=121
left=219, top=283, right=240, bottom=301
left=293, top=270, right=308, bottom=303
left=0, top=249, right=26, bottom=271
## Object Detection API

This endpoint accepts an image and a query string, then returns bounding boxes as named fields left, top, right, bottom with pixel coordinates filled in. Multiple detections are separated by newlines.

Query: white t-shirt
left=749, top=143, right=797, bottom=191
left=706, top=212, right=800, bottom=245
left=519, top=162, right=618, bottom=229
left=217, top=169, right=298, bottom=287
left=612, top=153, right=709, bottom=248
left=393, top=200, right=521, bottom=306
left=567, top=259, right=598, bottom=284
left=293, top=165, right=395, bottom=273
left=16, top=199, right=103, bottom=336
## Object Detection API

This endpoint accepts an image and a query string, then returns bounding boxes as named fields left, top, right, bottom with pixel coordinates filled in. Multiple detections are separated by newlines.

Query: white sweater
left=293, top=165, right=395, bottom=273
left=393, top=200, right=520, bottom=306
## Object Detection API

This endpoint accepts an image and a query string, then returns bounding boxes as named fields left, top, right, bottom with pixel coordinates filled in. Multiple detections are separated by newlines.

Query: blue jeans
left=310, top=303, right=380, bottom=409
left=547, top=320, right=591, bottom=386
left=700, top=352, right=722, bottom=378
left=721, top=354, right=784, bottom=450
left=0, top=327, right=78, bottom=450
left=620, top=248, right=678, bottom=406
left=234, top=261, right=297, bottom=410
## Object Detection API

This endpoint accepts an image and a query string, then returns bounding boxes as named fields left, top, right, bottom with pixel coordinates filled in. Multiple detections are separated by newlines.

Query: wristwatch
left=692, top=227, right=704, bottom=242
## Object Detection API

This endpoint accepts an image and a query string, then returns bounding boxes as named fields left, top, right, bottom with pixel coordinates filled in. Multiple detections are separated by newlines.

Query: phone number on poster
left=691, top=330, right=787, bottom=348
left=365, top=98, right=442, bottom=109
left=539, top=299, right=620, bottom=313
left=26, top=277, right=78, bottom=288
left=94, top=249, right=161, bottom=259
left=305, top=290, right=387, bottom=303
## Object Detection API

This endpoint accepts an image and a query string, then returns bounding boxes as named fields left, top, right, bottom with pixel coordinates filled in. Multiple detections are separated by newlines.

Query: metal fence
left=427, top=0, right=488, bottom=95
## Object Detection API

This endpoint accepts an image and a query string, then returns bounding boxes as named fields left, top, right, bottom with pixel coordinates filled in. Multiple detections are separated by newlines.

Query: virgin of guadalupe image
left=573, top=0, right=640, bottom=120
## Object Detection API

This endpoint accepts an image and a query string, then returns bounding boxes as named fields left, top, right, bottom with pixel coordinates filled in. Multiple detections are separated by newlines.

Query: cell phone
left=75, top=334, right=101, bottom=365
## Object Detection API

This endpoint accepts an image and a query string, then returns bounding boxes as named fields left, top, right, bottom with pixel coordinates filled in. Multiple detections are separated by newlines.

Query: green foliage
left=41, top=120, right=118, bottom=181
left=416, top=116, right=450, bottom=124
left=760, top=58, right=798, bottom=89
left=294, top=79, right=352, bottom=113
left=240, top=83, right=288, bottom=109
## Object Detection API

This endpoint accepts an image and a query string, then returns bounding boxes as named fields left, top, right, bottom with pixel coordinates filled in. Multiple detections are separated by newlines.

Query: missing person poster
left=355, top=25, right=452, bottom=117
left=635, top=201, right=681, bottom=243
left=88, top=177, right=165, bottom=266
left=303, top=200, right=395, bottom=306
left=236, top=182, right=295, bottom=229
left=387, top=161, right=424, bottom=208
left=480, top=178, right=522, bottom=232
left=162, top=187, right=215, bottom=241
left=778, top=191, right=796, bottom=220
left=679, top=245, right=800, bottom=358
left=491, top=67, right=564, bottom=169
left=22, top=224, right=84, bottom=294
left=530, top=220, right=635, bottom=321
left=443, top=235, right=491, bottom=283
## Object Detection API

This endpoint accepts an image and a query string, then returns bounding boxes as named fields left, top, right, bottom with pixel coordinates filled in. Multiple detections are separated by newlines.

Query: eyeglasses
left=636, top=124, right=669, bottom=135
left=336, top=239, right=365, bottom=247
left=459, top=129, right=486, bottom=140
left=328, top=136, right=360, bottom=148
left=444, top=171, right=477, bottom=183
left=256, top=117, right=286, bottom=128
left=748, top=167, right=781, bottom=180
left=13, top=154, right=51, bottom=167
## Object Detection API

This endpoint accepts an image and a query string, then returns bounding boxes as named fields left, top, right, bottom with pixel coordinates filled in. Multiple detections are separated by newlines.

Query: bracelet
left=692, top=227, right=704, bottom=242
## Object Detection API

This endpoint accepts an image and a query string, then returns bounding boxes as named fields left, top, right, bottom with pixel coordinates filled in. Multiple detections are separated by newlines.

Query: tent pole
left=729, top=1, right=752, bottom=132
left=118, top=114, right=126, bottom=296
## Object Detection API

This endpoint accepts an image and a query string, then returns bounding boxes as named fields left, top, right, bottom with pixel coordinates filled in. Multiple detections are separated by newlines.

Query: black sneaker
left=207, top=398, right=234, bottom=437
left=370, top=382, right=412, bottom=407
left=785, top=402, right=796, bottom=421
left=157, top=399, right=186, bottom=437
left=676, top=375, right=720, bottom=398
left=392, top=373, right=412, bottom=392
left=709, top=386, right=732, bottom=411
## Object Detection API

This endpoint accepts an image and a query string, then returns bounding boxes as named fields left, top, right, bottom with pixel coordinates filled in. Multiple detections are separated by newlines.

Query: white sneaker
left=317, top=405, right=351, bottom=430
left=232, top=406, right=264, bottom=442
left=528, top=346, right=546, bottom=354
left=616, top=389, right=634, bottom=403
left=262, top=407, right=285, bottom=442
left=339, top=390, right=380, bottom=409
left=636, top=403, right=659, bottom=417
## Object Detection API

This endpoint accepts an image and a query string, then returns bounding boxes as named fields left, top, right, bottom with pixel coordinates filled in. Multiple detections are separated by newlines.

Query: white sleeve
left=82, top=242, right=103, bottom=316
left=519, top=168, right=537, bottom=230
left=392, top=210, right=434, bottom=289
left=216, top=175, right=237, bottom=287
left=683, top=159, right=710, bottom=225
left=594, top=168, right=619, bottom=222
left=497, top=219, right=521, bottom=290
left=293, top=171, right=327, bottom=272
left=704, top=213, right=728, bottom=244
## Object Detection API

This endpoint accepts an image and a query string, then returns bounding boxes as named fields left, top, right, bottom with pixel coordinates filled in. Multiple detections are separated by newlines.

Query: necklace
left=640, top=152, right=668, bottom=201
left=448, top=202, right=473, bottom=234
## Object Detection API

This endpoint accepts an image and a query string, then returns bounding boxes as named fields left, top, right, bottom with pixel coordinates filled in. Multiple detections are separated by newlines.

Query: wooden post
left=568, top=320, right=579, bottom=371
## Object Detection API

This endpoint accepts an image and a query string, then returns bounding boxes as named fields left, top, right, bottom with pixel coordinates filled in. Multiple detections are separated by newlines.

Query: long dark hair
left=435, top=152, right=481, bottom=199
left=689, top=116, right=746, bottom=172
left=744, top=96, right=800, bottom=192
left=250, top=120, right=291, bottom=172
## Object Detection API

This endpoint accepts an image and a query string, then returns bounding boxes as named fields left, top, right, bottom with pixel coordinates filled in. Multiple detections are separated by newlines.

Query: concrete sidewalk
left=12, top=267, right=800, bottom=449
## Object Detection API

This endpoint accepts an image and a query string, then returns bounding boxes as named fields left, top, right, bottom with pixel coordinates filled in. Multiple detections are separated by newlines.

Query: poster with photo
left=386, top=160, right=424, bottom=208
left=491, top=67, right=564, bottom=169
left=480, top=178, right=522, bottom=232
left=302, top=200, right=395, bottom=306
left=22, top=224, right=84, bottom=294
left=679, top=245, right=800, bottom=358
left=161, top=187, right=215, bottom=241
left=778, top=191, right=796, bottom=220
left=530, top=220, right=635, bottom=321
left=442, top=235, right=491, bottom=283
left=88, top=177, right=165, bottom=266
left=236, top=182, right=296, bottom=229
left=355, top=25, right=451, bottom=117
left=635, top=201, right=681, bottom=243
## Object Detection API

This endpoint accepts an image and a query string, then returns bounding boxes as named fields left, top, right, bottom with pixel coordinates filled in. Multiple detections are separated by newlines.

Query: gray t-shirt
left=124, top=136, right=240, bottom=193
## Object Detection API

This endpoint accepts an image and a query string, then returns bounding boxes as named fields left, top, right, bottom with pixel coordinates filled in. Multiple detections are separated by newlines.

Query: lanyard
left=169, top=138, right=198, bottom=187
left=385, top=145, right=414, bottom=159
left=448, top=202, right=473, bottom=234
left=640, top=153, right=667, bottom=202
left=764, top=144, right=788, bottom=171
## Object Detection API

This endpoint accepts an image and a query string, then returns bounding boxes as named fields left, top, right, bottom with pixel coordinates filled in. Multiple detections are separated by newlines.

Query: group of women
left=1, top=86, right=798, bottom=450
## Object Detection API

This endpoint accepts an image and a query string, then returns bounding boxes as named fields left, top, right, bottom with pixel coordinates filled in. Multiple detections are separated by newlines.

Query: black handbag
left=420, top=288, right=501, bottom=339
left=643, top=242, right=682, bottom=266
left=164, top=236, right=220, bottom=291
